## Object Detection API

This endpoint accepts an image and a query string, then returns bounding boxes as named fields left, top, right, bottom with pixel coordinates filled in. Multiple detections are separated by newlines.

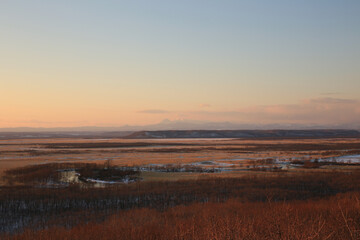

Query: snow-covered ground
left=321, top=154, right=360, bottom=164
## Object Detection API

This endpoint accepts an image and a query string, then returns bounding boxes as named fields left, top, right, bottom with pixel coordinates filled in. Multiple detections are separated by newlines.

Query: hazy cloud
left=320, top=92, right=342, bottom=96
left=0, top=119, right=89, bottom=125
left=3, top=98, right=359, bottom=128
left=200, top=103, right=211, bottom=108
left=0, top=119, right=90, bottom=128
left=138, top=109, right=170, bottom=114
left=186, top=97, right=360, bottom=125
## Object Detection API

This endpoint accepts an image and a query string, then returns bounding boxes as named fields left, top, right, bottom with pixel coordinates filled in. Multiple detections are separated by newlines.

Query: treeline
left=2, top=162, right=140, bottom=185
left=5, top=192, right=360, bottom=240
left=1, top=170, right=360, bottom=234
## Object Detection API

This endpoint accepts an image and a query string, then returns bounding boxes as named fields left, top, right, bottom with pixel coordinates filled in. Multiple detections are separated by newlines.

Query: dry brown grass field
left=1, top=137, right=360, bottom=239
left=7, top=193, right=360, bottom=240
left=2, top=137, right=360, bottom=178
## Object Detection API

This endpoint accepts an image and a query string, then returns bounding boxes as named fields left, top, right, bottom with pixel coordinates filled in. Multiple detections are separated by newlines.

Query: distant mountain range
left=1, top=119, right=360, bottom=132
left=124, top=129, right=360, bottom=139
left=0, top=129, right=359, bottom=141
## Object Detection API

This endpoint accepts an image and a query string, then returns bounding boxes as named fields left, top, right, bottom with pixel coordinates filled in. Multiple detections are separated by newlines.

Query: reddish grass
left=6, top=192, right=360, bottom=240
left=2, top=164, right=360, bottom=238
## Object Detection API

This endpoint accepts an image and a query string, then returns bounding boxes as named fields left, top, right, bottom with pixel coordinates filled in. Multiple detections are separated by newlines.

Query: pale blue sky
left=1, top=1, right=359, bottom=127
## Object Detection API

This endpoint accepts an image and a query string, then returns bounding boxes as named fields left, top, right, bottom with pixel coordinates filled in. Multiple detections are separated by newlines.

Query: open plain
left=1, top=136, right=360, bottom=181
left=1, top=135, right=360, bottom=239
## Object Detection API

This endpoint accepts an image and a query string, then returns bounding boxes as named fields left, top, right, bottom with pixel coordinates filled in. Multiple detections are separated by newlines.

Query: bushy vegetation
left=1, top=167, right=360, bottom=236
left=139, top=164, right=219, bottom=173
left=4, top=192, right=360, bottom=240
left=2, top=162, right=140, bottom=185
left=290, top=159, right=360, bottom=168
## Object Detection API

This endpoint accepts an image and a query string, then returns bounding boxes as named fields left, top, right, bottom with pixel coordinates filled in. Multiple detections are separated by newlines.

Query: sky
left=1, top=1, right=360, bottom=128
